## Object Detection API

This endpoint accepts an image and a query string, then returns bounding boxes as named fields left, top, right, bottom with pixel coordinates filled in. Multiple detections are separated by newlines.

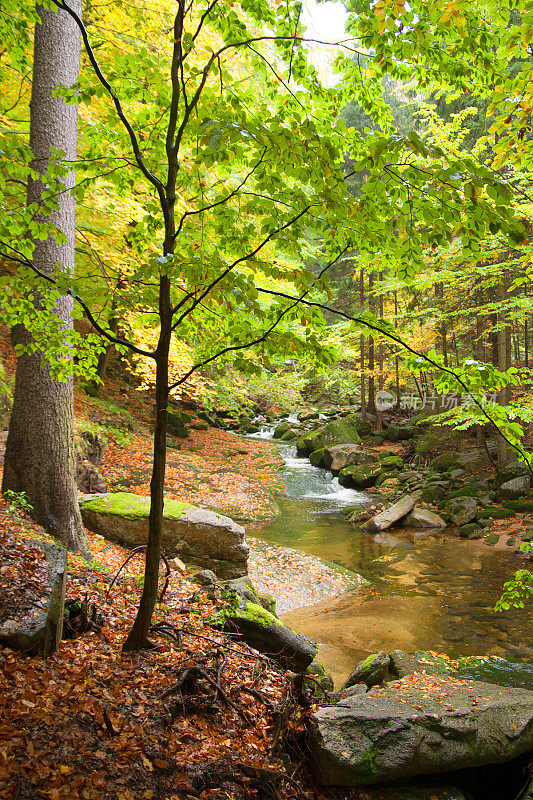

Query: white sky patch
left=301, top=0, right=348, bottom=85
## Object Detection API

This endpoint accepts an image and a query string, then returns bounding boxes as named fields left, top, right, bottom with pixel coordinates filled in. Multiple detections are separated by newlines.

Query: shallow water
left=249, top=426, right=533, bottom=688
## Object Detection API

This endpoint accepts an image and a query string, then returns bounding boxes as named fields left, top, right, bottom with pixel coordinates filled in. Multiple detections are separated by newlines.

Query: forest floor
left=0, top=502, right=339, bottom=800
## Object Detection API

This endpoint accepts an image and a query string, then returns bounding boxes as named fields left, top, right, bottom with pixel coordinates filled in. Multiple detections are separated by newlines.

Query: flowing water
left=247, top=422, right=533, bottom=688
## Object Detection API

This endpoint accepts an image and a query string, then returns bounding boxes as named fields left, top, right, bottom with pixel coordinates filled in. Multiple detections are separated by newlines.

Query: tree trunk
left=376, top=272, right=384, bottom=430
left=436, top=282, right=448, bottom=366
left=497, top=272, right=511, bottom=468
left=2, top=0, right=86, bottom=553
left=367, top=271, right=376, bottom=415
left=359, top=269, right=366, bottom=417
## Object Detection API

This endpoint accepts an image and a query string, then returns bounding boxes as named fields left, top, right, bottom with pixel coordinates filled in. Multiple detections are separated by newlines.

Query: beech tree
left=1, top=0, right=87, bottom=553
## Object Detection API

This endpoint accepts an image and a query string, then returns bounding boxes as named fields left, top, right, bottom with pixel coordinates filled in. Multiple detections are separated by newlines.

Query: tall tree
left=2, top=0, right=86, bottom=553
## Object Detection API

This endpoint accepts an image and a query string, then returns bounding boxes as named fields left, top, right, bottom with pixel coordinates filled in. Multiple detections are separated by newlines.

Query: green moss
left=504, top=499, right=533, bottom=513
left=359, top=653, right=378, bottom=671
left=80, top=491, right=192, bottom=520
left=478, top=506, right=516, bottom=520
left=356, top=747, right=378, bottom=779
left=214, top=600, right=282, bottom=629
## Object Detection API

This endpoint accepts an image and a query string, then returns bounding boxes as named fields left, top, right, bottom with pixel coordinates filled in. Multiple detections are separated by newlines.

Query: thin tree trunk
left=367, top=271, right=376, bottom=415
left=2, top=0, right=86, bottom=553
left=377, top=273, right=384, bottom=430
left=359, top=269, right=366, bottom=417
left=497, top=272, right=511, bottom=468
left=436, top=282, right=448, bottom=366
left=394, top=291, right=400, bottom=410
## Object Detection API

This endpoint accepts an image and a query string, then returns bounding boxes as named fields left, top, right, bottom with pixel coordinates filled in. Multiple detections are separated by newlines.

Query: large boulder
left=0, top=537, right=67, bottom=657
left=443, top=496, right=477, bottom=526
left=296, top=416, right=363, bottom=457
left=323, top=445, right=377, bottom=475
left=310, top=677, right=533, bottom=786
left=497, top=476, right=530, bottom=501
left=495, top=459, right=530, bottom=487
left=80, top=492, right=248, bottom=579
left=363, top=495, right=418, bottom=532
left=401, top=508, right=447, bottom=529
left=338, top=463, right=383, bottom=489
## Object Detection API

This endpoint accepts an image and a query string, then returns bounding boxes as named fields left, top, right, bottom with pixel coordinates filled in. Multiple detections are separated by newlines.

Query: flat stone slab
left=364, top=495, right=417, bottom=532
left=0, top=538, right=67, bottom=657
left=80, top=492, right=248, bottom=579
left=310, top=675, right=533, bottom=786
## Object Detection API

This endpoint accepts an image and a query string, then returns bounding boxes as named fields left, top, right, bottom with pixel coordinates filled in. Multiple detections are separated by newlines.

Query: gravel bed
left=247, top=536, right=366, bottom=615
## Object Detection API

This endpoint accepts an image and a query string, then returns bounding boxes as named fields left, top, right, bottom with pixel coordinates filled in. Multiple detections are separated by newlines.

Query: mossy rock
left=80, top=492, right=248, bottom=579
left=309, top=448, right=326, bottom=467
left=210, top=598, right=317, bottom=672
left=460, top=523, right=481, bottom=538
left=375, top=469, right=399, bottom=487
left=305, top=660, right=334, bottom=695
left=429, top=451, right=461, bottom=472
left=448, top=485, right=479, bottom=499
left=167, top=411, right=189, bottom=438
left=280, top=429, right=298, bottom=441
left=378, top=455, right=404, bottom=471
left=485, top=532, right=500, bottom=545
left=477, top=506, right=516, bottom=520
left=338, top=463, right=383, bottom=489
left=273, top=420, right=291, bottom=438
left=504, top=499, right=533, bottom=513
left=421, top=484, right=446, bottom=504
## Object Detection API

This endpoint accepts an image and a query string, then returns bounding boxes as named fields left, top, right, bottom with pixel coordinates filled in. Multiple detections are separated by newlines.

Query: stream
left=247, top=421, right=533, bottom=689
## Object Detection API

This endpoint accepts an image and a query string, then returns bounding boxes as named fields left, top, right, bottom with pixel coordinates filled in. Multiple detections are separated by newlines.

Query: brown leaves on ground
left=0, top=510, right=314, bottom=800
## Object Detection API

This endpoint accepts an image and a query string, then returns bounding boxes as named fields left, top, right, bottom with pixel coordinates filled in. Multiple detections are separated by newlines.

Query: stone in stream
left=338, top=463, right=383, bottom=489
left=80, top=492, right=248, bottom=579
left=322, top=444, right=378, bottom=475
left=401, top=508, right=446, bottom=529
left=343, top=651, right=393, bottom=689
left=443, top=496, right=477, bottom=526
left=363, top=494, right=418, bottom=532
left=309, top=676, right=533, bottom=786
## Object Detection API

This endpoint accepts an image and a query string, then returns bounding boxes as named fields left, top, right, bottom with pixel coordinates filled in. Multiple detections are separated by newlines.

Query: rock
left=193, top=569, right=218, bottom=585
left=211, top=598, right=317, bottom=672
left=280, top=429, right=298, bottom=441
left=298, top=410, right=320, bottom=422
left=323, top=444, right=377, bottom=475
left=496, top=459, right=531, bottom=486
left=338, top=463, right=383, bottom=489
left=379, top=455, right=404, bottom=471
left=449, top=468, right=465, bottom=479
left=309, top=677, right=533, bottom=786
left=478, top=506, right=515, bottom=520
left=0, top=539, right=67, bottom=657
left=364, top=495, right=418, bottom=532
left=497, top=476, right=530, bottom=501
left=168, top=557, right=186, bottom=572
left=80, top=492, right=248, bottom=579
left=309, top=448, right=326, bottom=467
left=362, top=786, right=471, bottom=800
left=485, top=532, right=500, bottom=545
left=443, top=496, right=477, bottom=526
left=76, top=431, right=106, bottom=493
left=167, top=410, right=189, bottom=438
left=305, top=660, right=334, bottom=695
left=401, top=508, right=446, bottom=529
left=296, top=416, right=363, bottom=457
left=459, top=523, right=481, bottom=538
left=388, top=650, right=439, bottom=679
left=429, top=451, right=462, bottom=472
left=273, top=420, right=291, bottom=438
left=420, top=484, right=446, bottom=504
left=504, top=499, right=533, bottom=513
left=343, top=652, right=392, bottom=689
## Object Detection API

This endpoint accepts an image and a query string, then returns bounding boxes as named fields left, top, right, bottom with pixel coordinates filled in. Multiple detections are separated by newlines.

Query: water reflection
left=245, top=424, right=533, bottom=686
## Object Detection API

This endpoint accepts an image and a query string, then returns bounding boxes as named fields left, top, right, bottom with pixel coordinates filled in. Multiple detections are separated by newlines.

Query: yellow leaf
left=141, top=754, right=153, bottom=771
